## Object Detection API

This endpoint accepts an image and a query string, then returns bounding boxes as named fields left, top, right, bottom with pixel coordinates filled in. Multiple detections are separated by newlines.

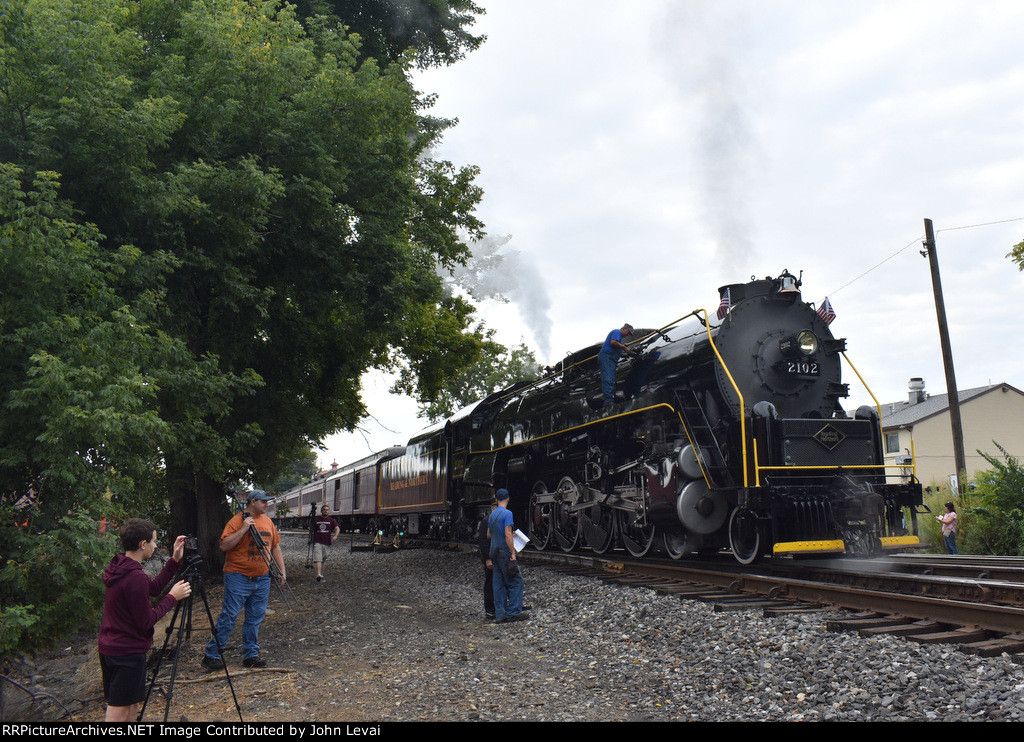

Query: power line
left=830, top=236, right=922, bottom=296
left=936, top=216, right=1024, bottom=233
left=831, top=216, right=1024, bottom=296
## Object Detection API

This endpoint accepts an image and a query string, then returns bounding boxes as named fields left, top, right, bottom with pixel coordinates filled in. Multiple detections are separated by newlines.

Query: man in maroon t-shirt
left=312, top=505, right=340, bottom=582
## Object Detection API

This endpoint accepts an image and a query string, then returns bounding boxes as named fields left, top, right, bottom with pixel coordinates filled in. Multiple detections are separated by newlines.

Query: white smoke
left=439, top=233, right=553, bottom=359
left=656, top=2, right=756, bottom=274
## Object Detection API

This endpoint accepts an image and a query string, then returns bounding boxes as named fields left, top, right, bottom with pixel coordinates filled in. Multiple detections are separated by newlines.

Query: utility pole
left=922, top=218, right=967, bottom=492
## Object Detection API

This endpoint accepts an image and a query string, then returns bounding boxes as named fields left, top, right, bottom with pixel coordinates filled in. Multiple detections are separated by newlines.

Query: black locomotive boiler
left=283, top=271, right=925, bottom=564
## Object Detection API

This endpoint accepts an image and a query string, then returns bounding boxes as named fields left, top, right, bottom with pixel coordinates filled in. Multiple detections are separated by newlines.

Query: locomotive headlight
left=796, top=330, right=818, bottom=355
left=779, top=330, right=819, bottom=357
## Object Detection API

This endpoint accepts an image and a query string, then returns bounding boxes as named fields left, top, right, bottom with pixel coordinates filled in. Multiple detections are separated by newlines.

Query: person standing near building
left=313, top=504, right=341, bottom=582
left=488, top=488, right=528, bottom=623
left=597, top=324, right=637, bottom=405
left=98, top=519, right=192, bottom=722
left=936, top=501, right=959, bottom=554
left=202, top=490, right=285, bottom=670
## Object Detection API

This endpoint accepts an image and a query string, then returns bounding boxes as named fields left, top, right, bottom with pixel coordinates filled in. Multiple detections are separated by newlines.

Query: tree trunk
left=167, top=460, right=231, bottom=576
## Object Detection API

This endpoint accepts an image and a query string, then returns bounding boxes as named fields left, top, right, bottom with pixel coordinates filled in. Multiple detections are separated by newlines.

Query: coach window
left=885, top=432, right=900, bottom=454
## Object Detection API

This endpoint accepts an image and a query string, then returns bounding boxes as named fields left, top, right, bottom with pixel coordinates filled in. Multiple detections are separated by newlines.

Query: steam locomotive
left=276, top=271, right=924, bottom=564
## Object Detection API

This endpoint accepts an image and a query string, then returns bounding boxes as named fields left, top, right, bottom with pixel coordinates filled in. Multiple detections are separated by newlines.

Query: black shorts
left=100, top=652, right=147, bottom=707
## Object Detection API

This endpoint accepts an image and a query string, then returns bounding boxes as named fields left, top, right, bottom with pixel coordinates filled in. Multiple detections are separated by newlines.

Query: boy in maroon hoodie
left=98, top=519, right=192, bottom=722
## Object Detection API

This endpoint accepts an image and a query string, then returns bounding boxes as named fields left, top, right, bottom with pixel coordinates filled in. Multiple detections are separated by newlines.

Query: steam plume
left=440, top=233, right=553, bottom=359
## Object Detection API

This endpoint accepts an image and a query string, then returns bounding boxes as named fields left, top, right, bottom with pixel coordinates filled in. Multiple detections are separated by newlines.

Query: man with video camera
left=202, top=490, right=285, bottom=670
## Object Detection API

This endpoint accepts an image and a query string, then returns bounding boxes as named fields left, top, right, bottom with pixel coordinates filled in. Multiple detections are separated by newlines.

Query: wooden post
left=922, top=218, right=967, bottom=492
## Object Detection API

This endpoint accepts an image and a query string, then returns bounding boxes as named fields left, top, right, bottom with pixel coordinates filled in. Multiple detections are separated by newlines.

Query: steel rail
left=524, top=551, right=1024, bottom=635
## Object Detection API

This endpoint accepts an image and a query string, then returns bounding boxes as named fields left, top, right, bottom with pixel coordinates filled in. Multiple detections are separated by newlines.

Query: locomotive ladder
left=673, top=388, right=734, bottom=489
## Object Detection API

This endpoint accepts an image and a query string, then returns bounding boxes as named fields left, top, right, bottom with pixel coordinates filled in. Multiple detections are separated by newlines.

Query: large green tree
left=1, top=0, right=489, bottom=569
left=0, top=164, right=192, bottom=652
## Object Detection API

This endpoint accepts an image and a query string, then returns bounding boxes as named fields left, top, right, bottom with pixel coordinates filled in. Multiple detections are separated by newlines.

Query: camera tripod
left=247, top=523, right=299, bottom=609
left=138, top=552, right=244, bottom=722
left=304, top=503, right=317, bottom=570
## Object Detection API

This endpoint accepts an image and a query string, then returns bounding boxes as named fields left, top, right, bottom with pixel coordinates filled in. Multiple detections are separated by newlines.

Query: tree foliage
left=415, top=338, right=543, bottom=423
left=291, top=0, right=486, bottom=68
left=0, top=165, right=178, bottom=652
left=264, top=449, right=320, bottom=495
left=1, top=0, right=489, bottom=586
left=1009, top=238, right=1024, bottom=270
left=961, top=443, right=1024, bottom=556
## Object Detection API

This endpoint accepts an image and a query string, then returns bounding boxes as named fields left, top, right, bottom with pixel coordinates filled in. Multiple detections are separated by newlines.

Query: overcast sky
left=321, top=0, right=1024, bottom=469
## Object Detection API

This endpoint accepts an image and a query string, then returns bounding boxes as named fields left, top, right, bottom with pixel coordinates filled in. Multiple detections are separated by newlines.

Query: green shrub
left=961, top=443, right=1024, bottom=556
left=0, top=509, right=116, bottom=655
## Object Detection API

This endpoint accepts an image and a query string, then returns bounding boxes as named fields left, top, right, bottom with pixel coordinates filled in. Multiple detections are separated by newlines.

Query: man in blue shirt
left=487, top=488, right=527, bottom=623
left=598, top=323, right=637, bottom=405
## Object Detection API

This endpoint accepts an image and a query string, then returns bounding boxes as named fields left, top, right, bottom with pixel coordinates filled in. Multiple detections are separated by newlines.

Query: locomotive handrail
left=694, top=308, right=749, bottom=488
left=839, top=351, right=884, bottom=421
left=757, top=463, right=917, bottom=471
left=483, top=311, right=706, bottom=408
left=842, top=350, right=919, bottom=478
left=753, top=446, right=919, bottom=485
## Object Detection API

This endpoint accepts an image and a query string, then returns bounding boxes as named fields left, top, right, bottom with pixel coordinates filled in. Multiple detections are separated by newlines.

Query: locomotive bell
left=778, top=274, right=800, bottom=294
left=775, top=269, right=803, bottom=298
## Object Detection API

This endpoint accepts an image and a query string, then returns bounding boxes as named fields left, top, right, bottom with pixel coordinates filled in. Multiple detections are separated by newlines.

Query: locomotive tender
left=278, top=271, right=925, bottom=564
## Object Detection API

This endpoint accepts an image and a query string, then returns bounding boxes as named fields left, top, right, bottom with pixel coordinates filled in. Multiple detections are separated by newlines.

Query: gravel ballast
left=8, top=532, right=1024, bottom=722
left=272, top=535, right=1024, bottom=722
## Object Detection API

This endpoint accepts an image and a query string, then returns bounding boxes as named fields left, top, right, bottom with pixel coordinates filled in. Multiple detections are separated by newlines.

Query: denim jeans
left=598, top=352, right=618, bottom=403
left=943, top=533, right=958, bottom=555
left=490, top=547, right=524, bottom=621
left=204, top=572, right=270, bottom=660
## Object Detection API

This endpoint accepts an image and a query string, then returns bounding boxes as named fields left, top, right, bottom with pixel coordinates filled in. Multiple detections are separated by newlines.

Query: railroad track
left=521, top=549, right=1024, bottom=660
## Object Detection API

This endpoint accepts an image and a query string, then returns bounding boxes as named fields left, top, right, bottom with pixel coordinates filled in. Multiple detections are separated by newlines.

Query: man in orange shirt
left=202, top=490, right=286, bottom=670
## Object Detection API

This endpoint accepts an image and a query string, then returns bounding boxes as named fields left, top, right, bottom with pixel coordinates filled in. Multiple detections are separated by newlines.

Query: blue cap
left=247, top=489, right=270, bottom=502
left=495, top=488, right=510, bottom=501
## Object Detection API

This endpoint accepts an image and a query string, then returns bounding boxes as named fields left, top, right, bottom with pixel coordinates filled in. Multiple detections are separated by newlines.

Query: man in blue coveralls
left=598, top=323, right=637, bottom=405
left=488, top=488, right=528, bottom=623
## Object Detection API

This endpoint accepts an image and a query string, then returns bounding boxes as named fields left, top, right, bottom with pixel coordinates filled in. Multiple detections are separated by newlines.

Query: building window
left=885, top=432, right=900, bottom=454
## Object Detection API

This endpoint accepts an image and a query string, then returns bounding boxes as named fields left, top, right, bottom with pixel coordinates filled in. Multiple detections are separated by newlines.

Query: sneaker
left=243, top=656, right=267, bottom=668
left=317, top=575, right=323, bottom=582
left=485, top=612, right=495, bottom=619
left=201, top=655, right=224, bottom=671
left=507, top=612, right=530, bottom=622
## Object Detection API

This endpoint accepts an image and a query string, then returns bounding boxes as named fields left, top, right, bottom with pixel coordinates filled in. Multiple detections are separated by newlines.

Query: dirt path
left=3, top=535, right=488, bottom=722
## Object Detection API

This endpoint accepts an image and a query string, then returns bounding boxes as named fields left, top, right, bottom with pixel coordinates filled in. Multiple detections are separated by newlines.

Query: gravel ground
left=6, top=532, right=1024, bottom=722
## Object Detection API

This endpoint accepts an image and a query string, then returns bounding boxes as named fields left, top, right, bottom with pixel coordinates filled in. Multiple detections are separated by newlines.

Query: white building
left=880, top=378, right=1024, bottom=488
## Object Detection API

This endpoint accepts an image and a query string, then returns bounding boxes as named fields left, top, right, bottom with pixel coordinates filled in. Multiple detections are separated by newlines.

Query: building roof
left=880, top=382, right=1022, bottom=429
